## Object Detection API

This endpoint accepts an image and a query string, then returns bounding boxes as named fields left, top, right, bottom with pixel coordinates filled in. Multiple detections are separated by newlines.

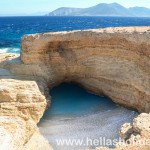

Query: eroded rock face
left=21, top=26, right=150, bottom=113
left=0, top=27, right=150, bottom=149
left=0, top=54, right=52, bottom=150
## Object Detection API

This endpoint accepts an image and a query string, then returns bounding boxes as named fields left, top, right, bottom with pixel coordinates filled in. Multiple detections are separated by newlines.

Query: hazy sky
left=1, top=0, right=150, bottom=16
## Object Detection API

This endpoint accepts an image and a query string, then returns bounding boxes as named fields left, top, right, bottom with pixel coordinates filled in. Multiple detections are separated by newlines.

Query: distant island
left=46, top=3, right=150, bottom=17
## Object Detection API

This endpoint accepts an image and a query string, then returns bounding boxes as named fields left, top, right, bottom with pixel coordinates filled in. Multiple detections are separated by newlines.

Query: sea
left=0, top=16, right=143, bottom=149
left=1, top=16, right=150, bottom=54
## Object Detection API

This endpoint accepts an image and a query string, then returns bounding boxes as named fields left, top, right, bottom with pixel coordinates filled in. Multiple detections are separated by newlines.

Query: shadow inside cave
left=38, top=83, right=138, bottom=150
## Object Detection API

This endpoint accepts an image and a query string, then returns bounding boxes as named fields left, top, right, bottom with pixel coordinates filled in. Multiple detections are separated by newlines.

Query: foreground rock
left=0, top=27, right=150, bottom=149
left=96, top=113, right=150, bottom=150
left=0, top=55, right=52, bottom=150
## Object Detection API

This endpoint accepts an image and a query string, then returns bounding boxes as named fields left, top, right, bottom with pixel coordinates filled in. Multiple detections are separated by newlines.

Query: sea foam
left=0, top=48, right=20, bottom=54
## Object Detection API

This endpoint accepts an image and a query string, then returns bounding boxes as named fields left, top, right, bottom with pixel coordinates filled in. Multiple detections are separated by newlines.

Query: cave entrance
left=43, top=82, right=117, bottom=120
left=38, top=83, right=138, bottom=150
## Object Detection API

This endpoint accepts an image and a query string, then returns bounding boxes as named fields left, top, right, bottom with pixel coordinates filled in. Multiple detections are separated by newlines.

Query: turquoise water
left=39, top=83, right=138, bottom=150
left=42, top=83, right=118, bottom=120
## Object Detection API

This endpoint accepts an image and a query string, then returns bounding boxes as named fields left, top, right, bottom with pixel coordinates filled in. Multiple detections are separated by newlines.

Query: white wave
left=0, top=48, right=8, bottom=54
left=0, top=48, right=20, bottom=54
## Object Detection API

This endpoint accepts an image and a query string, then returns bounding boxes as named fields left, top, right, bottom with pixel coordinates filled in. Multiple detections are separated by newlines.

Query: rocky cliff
left=21, top=26, right=150, bottom=112
left=0, top=27, right=150, bottom=150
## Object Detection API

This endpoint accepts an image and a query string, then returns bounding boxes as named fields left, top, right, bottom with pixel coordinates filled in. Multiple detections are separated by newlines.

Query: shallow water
left=38, top=83, right=138, bottom=150
left=42, top=83, right=118, bottom=120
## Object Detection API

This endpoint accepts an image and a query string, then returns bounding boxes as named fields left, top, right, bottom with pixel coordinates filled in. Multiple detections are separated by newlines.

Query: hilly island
left=46, top=3, right=150, bottom=17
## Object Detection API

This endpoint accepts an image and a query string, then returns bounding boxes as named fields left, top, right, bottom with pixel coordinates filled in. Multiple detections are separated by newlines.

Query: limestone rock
left=23, top=130, right=53, bottom=150
left=21, top=26, right=150, bottom=113
left=133, top=113, right=150, bottom=138
left=0, top=116, right=36, bottom=150
left=0, top=27, right=150, bottom=149
left=120, top=123, right=133, bottom=140
left=0, top=79, right=47, bottom=122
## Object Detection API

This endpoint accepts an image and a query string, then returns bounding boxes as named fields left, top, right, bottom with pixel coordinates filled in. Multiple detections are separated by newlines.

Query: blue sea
left=1, top=16, right=150, bottom=54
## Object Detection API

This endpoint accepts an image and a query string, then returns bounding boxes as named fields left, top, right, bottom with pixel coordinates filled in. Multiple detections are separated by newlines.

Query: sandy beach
left=38, top=107, right=138, bottom=150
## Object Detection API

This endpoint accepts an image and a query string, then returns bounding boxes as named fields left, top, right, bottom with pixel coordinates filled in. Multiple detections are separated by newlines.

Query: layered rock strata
left=0, top=54, right=52, bottom=150
left=0, top=27, right=150, bottom=149
left=21, top=26, right=150, bottom=112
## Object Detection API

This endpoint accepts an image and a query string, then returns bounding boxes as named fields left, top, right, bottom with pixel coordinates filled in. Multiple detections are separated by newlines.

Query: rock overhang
left=21, top=26, right=150, bottom=113
left=0, top=26, right=150, bottom=150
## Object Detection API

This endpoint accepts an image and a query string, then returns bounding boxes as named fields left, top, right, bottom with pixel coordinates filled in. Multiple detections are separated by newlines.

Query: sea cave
left=38, top=83, right=138, bottom=150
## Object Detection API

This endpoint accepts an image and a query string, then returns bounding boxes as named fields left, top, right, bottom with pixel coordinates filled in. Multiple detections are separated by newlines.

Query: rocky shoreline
left=0, top=27, right=150, bottom=150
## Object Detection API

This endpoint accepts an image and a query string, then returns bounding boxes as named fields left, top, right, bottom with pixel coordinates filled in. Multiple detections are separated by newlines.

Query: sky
left=1, top=0, right=150, bottom=16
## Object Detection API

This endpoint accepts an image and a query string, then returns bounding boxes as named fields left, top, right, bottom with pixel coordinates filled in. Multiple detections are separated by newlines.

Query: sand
left=38, top=107, right=138, bottom=150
